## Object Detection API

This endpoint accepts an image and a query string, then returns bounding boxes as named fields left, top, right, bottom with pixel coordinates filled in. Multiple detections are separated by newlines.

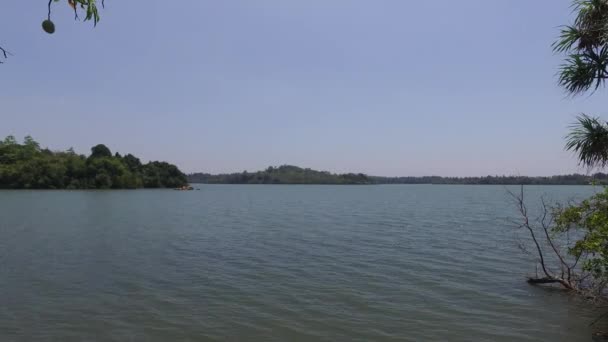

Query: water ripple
left=0, top=185, right=601, bottom=341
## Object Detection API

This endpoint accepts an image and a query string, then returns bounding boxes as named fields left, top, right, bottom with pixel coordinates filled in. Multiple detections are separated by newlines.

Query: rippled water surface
left=0, top=185, right=603, bottom=341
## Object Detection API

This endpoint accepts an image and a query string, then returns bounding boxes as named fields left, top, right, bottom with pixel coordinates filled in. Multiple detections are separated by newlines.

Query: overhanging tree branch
left=0, top=46, right=11, bottom=64
left=2, top=1, right=105, bottom=64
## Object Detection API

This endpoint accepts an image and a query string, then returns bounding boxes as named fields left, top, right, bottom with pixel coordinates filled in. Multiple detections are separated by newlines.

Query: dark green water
left=0, top=185, right=602, bottom=341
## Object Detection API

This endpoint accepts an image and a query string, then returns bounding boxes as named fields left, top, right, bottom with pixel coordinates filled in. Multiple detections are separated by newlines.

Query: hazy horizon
left=2, top=0, right=604, bottom=177
left=4, top=131, right=595, bottom=178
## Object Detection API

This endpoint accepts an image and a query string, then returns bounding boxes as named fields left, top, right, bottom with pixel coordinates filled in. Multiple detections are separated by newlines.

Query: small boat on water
left=174, top=185, right=195, bottom=191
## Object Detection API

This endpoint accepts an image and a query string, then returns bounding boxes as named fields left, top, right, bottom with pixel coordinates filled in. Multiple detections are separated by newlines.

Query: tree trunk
left=528, top=277, right=576, bottom=291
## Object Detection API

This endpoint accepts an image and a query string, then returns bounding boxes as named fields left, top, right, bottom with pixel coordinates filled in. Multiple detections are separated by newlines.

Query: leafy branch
left=49, top=0, right=104, bottom=27
left=2, top=0, right=105, bottom=63
left=566, top=114, right=608, bottom=169
left=554, top=0, right=608, bottom=95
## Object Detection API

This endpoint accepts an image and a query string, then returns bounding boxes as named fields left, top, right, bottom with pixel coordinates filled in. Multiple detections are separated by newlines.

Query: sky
left=1, top=0, right=606, bottom=177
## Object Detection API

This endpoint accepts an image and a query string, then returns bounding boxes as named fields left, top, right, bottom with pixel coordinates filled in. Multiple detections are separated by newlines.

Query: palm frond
left=555, top=0, right=608, bottom=94
left=553, top=26, right=583, bottom=53
left=558, top=54, right=602, bottom=94
left=566, top=114, right=608, bottom=168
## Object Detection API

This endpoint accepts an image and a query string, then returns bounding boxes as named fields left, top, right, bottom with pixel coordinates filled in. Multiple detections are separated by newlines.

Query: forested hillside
left=188, top=165, right=371, bottom=184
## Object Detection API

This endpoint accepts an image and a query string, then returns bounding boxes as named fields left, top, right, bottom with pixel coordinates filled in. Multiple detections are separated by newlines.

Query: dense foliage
left=508, top=0, right=608, bottom=309
left=188, top=165, right=371, bottom=184
left=509, top=186, right=608, bottom=298
left=0, top=136, right=187, bottom=189
left=555, top=188, right=608, bottom=286
left=551, top=1, right=608, bottom=296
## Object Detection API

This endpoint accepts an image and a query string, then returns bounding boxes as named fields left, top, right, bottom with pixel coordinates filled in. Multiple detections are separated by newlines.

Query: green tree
left=555, top=2, right=608, bottom=288
left=122, top=154, right=143, bottom=173
left=510, top=0, right=608, bottom=303
left=566, top=115, right=608, bottom=168
left=3, top=135, right=17, bottom=145
left=0, top=135, right=187, bottom=189
left=23, top=136, right=40, bottom=151
left=64, top=152, right=87, bottom=188
left=89, top=144, right=112, bottom=159
left=0, top=135, right=19, bottom=164
left=554, top=189, right=608, bottom=287
left=555, top=0, right=608, bottom=166
left=554, top=0, right=608, bottom=95
left=142, top=161, right=188, bottom=188
left=94, top=172, right=112, bottom=189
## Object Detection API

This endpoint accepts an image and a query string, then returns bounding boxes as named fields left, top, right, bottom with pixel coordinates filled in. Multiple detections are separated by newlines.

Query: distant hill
left=189, top=166, right=607, bottom=186
left=188, top=165, right=371, bottom=184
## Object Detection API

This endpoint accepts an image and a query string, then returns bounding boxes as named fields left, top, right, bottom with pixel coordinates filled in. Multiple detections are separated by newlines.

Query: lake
left=0, top=185, right=602, bottom=341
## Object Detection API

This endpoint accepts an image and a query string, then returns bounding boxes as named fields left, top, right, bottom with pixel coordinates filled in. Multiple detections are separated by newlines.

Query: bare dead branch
left=572, top=250, right=584, bottom=271
left=506, top=185, right=586, bottom=292
left=539, top=196, right=571, bottom=275
left=0, top=46, right=12, bottom=63
left=507, top=185, right=552, bottom=279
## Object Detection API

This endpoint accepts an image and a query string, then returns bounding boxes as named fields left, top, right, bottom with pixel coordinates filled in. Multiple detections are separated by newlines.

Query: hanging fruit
left=42, top=19, right=55, bottom=34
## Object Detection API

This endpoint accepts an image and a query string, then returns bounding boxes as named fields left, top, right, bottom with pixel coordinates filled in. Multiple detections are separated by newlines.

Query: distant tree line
left=371, top=174, right=606, bottom=185
left=188, top=165, right=371, bottom=184
left=0, top=135, right=187, bottom=189
left=188, top=166, right=601, bottom=185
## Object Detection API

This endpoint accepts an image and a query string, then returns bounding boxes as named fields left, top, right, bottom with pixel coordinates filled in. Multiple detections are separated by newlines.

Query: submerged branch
left=527, top=278, right=562, bottom=284
left=527, top=277, right=577, bottom=291
left=509, top=186, right=583, bottom=292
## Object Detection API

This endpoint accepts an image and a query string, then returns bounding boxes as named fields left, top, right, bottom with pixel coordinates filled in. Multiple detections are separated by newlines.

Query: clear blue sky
left=1, top=0, right=605, bottom=176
